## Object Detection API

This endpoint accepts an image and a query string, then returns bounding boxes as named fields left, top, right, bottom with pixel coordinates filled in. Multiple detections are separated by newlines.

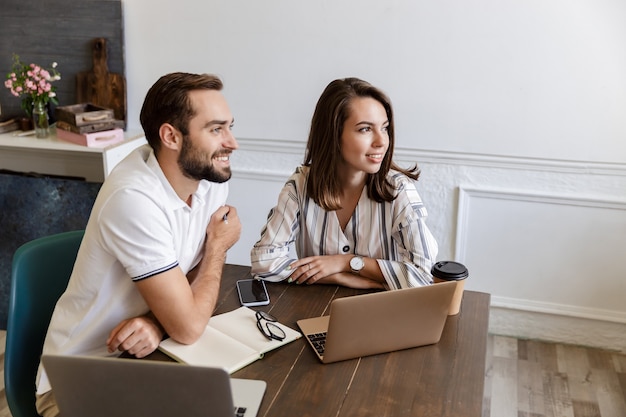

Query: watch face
left=350, top=256, right=364, bottom=271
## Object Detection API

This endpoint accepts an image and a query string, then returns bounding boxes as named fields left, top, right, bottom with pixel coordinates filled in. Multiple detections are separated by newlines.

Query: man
left=35, top=72, right=241, bottom=417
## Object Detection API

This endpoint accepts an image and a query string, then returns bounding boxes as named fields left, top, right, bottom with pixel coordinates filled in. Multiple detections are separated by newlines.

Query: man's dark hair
left=140, top=72, right=223, bottom=152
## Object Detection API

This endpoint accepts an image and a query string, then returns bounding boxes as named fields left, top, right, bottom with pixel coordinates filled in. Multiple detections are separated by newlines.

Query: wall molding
left=237, top=138, right=306, bottom=155
left=455, top=186, right=626, bottom=265
left=396, top=148, right=626, bottom=176
left=232, top=169, right=289, bottom=183
left=455, top=186, right=626, bottom=350
left=491, top=295, right=626, bottom=324
left=489, top=306, right=626, bottom=353
left=236, top=137, right=626, bottom=176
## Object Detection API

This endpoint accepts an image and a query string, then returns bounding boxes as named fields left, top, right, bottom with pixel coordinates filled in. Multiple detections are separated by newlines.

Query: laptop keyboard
left=307, top=332, right=327, bottom=355
left=235, top=406, right=247, bottom=417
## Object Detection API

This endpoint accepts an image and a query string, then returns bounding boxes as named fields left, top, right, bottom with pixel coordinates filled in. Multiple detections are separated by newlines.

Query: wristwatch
left=349, top=256, right=365, bottom=274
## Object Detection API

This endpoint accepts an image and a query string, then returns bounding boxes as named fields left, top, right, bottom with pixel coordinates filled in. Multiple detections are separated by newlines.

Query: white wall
left=123, top=0, right=626, bottom=163
left=121, top=1, right=626, bottom=350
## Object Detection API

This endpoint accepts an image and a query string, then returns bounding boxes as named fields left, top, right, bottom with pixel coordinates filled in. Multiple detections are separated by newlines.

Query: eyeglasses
left=255, top=311, right=286, bottom=341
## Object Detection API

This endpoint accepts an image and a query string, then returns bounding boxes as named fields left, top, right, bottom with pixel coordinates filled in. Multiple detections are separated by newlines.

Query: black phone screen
left=237, top=279, right=270, bottom=306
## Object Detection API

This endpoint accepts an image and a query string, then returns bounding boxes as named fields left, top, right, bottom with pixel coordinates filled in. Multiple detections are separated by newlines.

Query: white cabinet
left=0, top=128, right=146, bottom=182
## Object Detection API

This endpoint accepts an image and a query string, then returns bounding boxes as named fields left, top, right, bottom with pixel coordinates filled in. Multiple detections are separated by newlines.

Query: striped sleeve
left=250, top=174, right=301, bottom=282
left=377, top=174, right=438, bottom=289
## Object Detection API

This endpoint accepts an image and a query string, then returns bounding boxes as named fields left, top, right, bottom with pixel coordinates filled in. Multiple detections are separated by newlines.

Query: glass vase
left=32, top=101, right=50, bottom=139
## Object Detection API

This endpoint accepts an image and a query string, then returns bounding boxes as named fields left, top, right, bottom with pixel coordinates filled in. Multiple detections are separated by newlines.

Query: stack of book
left=55, top=103, right=125, bottom=147
left=0, top=118, right=19, bottom=134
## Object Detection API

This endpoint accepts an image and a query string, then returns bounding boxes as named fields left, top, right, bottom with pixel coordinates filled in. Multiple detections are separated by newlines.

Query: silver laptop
left=41, top=354, right=266, bottom=417
left=297, top=281, right=457, bottom=363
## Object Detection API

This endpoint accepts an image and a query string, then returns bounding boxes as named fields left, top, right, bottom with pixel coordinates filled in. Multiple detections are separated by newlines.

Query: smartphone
left=236, top=279, right=270, bottom=307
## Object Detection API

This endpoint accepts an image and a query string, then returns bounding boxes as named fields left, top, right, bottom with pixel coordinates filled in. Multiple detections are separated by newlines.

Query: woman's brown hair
left=304, top=77, right=419, bottom=210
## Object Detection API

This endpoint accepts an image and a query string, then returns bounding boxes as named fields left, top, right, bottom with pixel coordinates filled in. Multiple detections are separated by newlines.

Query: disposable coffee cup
left=431, top=261, right=469, bottom=315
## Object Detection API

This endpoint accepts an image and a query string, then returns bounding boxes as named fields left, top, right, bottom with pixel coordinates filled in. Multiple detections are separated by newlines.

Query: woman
left=250, top=77, right=437, bottom=289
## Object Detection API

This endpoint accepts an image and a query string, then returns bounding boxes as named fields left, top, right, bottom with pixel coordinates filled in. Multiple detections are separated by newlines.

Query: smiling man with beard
left=35, top=73, right=242, bottom=417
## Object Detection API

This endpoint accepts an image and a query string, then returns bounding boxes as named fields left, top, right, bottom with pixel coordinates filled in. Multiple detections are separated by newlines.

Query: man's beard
left=178, top=136, right=232, bottom=183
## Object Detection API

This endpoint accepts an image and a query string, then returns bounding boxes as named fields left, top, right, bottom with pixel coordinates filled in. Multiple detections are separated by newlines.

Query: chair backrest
left=5, top=230, right=84, bottom=417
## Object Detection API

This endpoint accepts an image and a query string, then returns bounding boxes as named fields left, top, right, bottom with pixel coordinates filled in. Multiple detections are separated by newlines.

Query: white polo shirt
left=36, top=144, right=229, bottom=394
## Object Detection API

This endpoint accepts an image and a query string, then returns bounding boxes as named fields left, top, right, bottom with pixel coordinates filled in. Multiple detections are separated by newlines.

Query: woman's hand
left=287, top=255, right=384, bottom=289
left=287, top=254, right=349, bottom=285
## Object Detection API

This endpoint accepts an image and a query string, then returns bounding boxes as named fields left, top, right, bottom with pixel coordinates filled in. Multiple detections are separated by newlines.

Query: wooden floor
left=0, top=332, right=624, bottom=417
left=484, top=335, right=626, bottom=417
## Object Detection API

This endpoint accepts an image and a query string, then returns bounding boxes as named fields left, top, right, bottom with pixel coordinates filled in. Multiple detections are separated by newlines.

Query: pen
left=223, top=213, right=228, bottom=224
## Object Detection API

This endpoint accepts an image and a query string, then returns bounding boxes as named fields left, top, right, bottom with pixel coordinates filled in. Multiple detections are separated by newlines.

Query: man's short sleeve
left=96, top=187, right=179, bottom=281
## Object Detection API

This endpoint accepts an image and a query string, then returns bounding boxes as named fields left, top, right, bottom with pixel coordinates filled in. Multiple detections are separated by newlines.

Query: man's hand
left=206, top=205, right=241, bottom=256
left=134, top=205, right=241, bottom=345
left=106, top=314, right=164, bottom=358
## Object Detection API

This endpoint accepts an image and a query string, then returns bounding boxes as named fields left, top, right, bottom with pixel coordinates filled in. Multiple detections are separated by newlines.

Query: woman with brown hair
left=250, top=77, right=437, bottom=289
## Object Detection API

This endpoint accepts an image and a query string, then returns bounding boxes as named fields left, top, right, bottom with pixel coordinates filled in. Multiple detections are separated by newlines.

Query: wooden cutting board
left=76, top=38, right=127, bottom=128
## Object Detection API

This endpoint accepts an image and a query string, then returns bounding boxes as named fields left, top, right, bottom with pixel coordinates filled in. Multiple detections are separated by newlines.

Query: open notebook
left=297, top=281, right=457, bottom=363
left=42, top=354, right=266, bottom=417
left=159, top=306, right=301, bottom=372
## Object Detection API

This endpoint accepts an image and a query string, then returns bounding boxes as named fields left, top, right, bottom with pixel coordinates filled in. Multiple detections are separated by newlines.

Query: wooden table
left=148, top=264, right=491, bottom=417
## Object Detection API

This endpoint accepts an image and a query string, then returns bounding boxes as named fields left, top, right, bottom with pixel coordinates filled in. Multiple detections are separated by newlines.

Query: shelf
left=0, top=127, right=146, bottom=182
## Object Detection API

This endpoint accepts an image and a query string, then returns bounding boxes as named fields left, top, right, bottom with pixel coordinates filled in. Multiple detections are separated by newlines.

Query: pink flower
left=4, top=54, right=61, bottom=116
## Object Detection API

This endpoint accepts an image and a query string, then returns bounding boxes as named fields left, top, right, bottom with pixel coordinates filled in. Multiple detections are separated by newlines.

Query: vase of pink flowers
left=32, top=100, right=49, bottom=138
left=4, top=54, right=61, bottom=138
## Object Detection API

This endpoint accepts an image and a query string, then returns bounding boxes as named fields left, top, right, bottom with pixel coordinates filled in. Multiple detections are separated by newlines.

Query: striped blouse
left=250, top=166, right=438, bottom=289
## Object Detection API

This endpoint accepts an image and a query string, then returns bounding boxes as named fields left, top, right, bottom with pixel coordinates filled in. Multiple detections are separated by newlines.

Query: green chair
left=5, top=230, right=84, bottom=417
